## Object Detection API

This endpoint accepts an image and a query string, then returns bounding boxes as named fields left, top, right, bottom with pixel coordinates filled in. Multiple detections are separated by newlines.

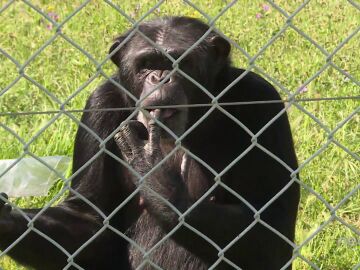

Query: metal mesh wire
left=0, top=0, right=359, bottom=269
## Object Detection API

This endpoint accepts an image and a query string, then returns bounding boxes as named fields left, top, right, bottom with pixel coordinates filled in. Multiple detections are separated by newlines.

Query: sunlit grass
left=0, top=0, right=359, bottom=269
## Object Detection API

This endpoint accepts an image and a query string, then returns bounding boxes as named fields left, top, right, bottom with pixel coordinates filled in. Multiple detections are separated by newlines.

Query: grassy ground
left=0, top=0, right=359, bottom=269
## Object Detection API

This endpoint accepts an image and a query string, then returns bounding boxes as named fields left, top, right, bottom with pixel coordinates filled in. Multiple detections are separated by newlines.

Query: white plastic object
left=0, top=156, right=71, bottom=197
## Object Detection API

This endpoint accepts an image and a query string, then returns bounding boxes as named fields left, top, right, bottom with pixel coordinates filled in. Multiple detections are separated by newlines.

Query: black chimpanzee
left=0, top=16, right=299, bottom=270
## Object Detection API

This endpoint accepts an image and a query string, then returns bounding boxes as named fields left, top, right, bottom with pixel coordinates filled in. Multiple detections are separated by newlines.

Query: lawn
left=0, top=0, right=359, bottom=269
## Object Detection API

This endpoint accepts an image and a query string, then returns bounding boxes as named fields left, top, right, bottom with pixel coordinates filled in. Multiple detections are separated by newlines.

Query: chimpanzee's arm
left=0, top=77, right=134, bottom=270
left=113, top=115, right=259, bottom=265
left=0, top=198, right=110, bottom=269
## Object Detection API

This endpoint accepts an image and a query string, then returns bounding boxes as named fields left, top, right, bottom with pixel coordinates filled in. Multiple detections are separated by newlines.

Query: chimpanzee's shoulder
left=225, top=67, right=282, bottom=101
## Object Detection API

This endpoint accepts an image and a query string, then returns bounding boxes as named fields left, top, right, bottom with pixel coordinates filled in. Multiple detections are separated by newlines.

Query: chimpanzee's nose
left=149, top=70, right=171, bottom=85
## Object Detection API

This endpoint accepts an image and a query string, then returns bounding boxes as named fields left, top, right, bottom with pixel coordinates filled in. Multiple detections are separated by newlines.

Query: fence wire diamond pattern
left=0, top=0, right=359, bottom=270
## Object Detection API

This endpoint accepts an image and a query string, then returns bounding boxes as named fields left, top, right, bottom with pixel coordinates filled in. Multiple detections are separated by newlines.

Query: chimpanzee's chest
left=124, top=153, right=230, bottom=270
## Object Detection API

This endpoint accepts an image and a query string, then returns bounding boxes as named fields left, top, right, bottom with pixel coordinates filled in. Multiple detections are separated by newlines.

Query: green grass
left=0, top=0, right=359, bottom=269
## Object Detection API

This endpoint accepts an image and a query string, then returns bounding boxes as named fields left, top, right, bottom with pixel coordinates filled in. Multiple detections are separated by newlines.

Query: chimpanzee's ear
left=209, top=34, right=231, bottom=60
left=109, top=35, right=127, bottom=67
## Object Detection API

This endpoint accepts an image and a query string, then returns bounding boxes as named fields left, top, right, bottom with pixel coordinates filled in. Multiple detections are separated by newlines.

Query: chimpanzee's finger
left=0, top=204, right=11, bottom=216
left=0, top=193, right=11, bottom=218
left=148, top=109, right=161, bottom=149
left=127, top=121, right=149, bottom=141
left=0, top=219, right=14, bottom=233
left=119, top=121, right=146, bottom=150
left=114, top=131, right=132, bottom=160
left=0, top=193, right=8, bottom=207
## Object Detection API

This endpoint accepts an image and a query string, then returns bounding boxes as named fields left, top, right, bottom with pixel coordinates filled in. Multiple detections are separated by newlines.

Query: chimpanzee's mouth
left=136, top=107, right=187, bottom=138
left=147, top=108, right=179, bottom=119
left=159, top=108, right=179, bottom=119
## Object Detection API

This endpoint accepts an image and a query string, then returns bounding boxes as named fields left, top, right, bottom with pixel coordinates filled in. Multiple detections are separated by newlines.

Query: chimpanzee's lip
left=148, top=108, right=179, bottom=119
left=160, top=108, right=178, bottom=119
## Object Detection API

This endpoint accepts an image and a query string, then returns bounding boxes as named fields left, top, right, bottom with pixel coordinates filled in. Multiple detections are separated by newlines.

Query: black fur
left=0, top=17, right=299, bottom=270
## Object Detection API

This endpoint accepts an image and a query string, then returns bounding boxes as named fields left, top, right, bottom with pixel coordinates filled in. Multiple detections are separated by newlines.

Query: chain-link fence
left=0, top=0, right=359, bottom=269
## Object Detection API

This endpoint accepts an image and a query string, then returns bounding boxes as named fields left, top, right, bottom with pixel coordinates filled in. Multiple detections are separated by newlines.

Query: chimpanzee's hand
left=114, top=110, right=163, bottom=177
left=114, top=110, right=187, bottom=214
left=0, top=193, right=14, bottom=234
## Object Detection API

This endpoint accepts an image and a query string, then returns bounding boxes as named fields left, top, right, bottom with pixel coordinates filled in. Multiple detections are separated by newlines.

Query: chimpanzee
left=0, top=16, right=299, bottom=270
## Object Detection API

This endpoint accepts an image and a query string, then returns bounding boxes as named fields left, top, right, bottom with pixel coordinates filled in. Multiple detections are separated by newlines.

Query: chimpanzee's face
left=110, top=18, right=230, bottom=139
